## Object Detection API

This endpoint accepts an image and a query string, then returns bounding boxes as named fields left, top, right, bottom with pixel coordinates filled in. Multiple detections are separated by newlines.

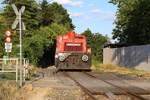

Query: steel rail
left=64, top=72, right=98, bottom=100
left=84, top=72, right=148, bottom=100
left=104, top=92, right=116, bottom=100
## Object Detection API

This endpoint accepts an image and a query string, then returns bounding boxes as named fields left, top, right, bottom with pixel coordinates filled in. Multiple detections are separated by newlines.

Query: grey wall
left=103, top=44, right=150, bottom=71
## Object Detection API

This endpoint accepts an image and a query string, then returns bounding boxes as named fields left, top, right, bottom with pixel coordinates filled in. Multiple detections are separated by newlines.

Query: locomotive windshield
left=64, top=43, right=83, bottom=52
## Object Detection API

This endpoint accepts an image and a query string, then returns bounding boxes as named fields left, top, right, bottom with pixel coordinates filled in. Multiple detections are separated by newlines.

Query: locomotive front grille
left=67, top=55, right=80, bottom=65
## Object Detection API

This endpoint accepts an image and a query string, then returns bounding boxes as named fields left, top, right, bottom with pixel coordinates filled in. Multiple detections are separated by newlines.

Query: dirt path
left=23, top=72, right=80, bottom=100
left=25, top=87, right=49, bottom=100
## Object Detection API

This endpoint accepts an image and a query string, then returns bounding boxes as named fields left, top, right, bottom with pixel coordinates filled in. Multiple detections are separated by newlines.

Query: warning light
left=5, top=31, right=11, bottom=36
left=5, top=37, right=11, bottom=42
left=5, top=30, right=12, bottom=43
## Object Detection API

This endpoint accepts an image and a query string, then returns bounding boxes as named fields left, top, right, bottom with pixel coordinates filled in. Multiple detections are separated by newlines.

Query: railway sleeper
left=84, top=72, right=148, bottom=100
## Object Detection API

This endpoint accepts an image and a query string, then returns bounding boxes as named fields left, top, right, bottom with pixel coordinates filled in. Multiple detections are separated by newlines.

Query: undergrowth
left=92, top=61, right=150, bottom=79
left=0, top=81, right=18, bottom=100
left=0, top=73, right=16, bottom=80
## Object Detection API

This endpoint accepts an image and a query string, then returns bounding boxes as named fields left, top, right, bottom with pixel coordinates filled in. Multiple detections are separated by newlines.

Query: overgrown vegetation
left=0, top=73, right=16, bottom=80
left=0, top=81, right=18, bottom=100
left=92, top=64, right=150, bottom=79
left=0, top=81, right=35, bottom=100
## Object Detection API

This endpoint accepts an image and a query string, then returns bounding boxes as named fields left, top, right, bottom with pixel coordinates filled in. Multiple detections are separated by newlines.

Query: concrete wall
left=103, top=44, right=150, bottom=71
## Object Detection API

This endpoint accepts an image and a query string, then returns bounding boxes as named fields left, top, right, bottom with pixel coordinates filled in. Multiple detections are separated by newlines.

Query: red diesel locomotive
left=55, top=31, right=91, bottom=70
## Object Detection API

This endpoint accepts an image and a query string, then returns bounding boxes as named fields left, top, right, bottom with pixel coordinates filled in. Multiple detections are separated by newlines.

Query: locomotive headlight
left=59, top=55, right=65, bottom=61
left=82, top=55, right=88, bottom=62
left=58, top=53, right=65, bottom=61
left=58, top=53, right=70, bottom=61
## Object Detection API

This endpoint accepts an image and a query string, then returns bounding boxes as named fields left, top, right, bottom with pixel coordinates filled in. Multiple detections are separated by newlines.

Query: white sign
left=11, top=4, right=25, bottom=30
left=5, top=43, right=12, bottom=52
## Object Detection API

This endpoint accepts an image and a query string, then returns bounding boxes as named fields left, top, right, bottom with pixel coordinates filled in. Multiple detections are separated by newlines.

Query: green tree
left=92, top=33, right=108, bottom=62
left=23, top=24, right=68, bottom=66
left=40, top=0, right=51, bottom=26
left=110, top=0, right=150, bottom=44
left=40, top=1, right=74, bottom=30
left=0, top=15, right=7, bottom=57
left=82, top=28, right=93, bottom=48
left=82, top=29, right=108, bottom=62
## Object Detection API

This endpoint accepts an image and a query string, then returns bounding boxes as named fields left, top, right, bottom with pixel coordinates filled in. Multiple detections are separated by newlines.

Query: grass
left=27, top=65, right=39, bottom=80
left=0, top=65, right=39, bottom=100
left=0, top=81, right=18, bottom=100
left=0, top=73, right=16, bottom=80
left=0, top=81, right=32, bottom=100
left=91, top=61, right=150, bottom=79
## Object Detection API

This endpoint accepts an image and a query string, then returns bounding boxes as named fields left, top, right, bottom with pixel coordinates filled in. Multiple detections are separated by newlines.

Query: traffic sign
left=5, top=43, right=12, bottom=52
left=5, top=43, right=12, bottom=49
left=11, top=4, right=25, bottom=30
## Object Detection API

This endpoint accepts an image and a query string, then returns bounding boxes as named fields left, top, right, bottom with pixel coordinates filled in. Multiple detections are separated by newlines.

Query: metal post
left=16, top=58, right=18, bottom=82
left=23, top=58, right=25, bottom=82
left=7, top=52, right=9, bottom=64
left=19, top=12, right=22, bottom=86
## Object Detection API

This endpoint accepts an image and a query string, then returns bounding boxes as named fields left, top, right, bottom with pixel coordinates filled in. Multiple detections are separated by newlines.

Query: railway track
left=64, top=72, right=98, bottom=100
left=25, top=68, right=150, bottom=100
left=64, top=72, right=150, bottom=100
left=84, top=72, right=149, bottom=100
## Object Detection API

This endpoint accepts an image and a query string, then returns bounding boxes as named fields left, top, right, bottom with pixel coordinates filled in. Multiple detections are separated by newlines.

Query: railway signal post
left=12, top=4, right=25, bottom=87
left=5, top=30, right=12, bottom=54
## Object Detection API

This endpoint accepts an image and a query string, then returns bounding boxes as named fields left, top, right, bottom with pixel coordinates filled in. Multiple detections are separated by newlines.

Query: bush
left=91, top=59, right=100, bottom=70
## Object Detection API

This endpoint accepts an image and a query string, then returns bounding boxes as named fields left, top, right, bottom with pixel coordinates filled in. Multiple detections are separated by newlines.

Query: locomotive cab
left=55, top=31, right=91, bottom=71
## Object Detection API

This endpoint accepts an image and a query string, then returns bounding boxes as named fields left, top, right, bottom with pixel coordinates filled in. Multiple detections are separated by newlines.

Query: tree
left=82, top=28, right=93, bottom=48
left=23, top=23, right=68, bottom=66
left=110, top=0, right=150, bottom=44
left=40, top=0, right=51, bottom=26
left=82, top=29, right=108, bottom=62
left=40, top=1, right=74, bottom=30
left=0, top=15, right=7, bottom=57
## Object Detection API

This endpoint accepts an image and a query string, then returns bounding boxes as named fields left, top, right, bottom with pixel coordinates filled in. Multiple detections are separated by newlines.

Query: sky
left=0, top=0, right=117, bottom=38
left=48, top=0, right=117, bottom=38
